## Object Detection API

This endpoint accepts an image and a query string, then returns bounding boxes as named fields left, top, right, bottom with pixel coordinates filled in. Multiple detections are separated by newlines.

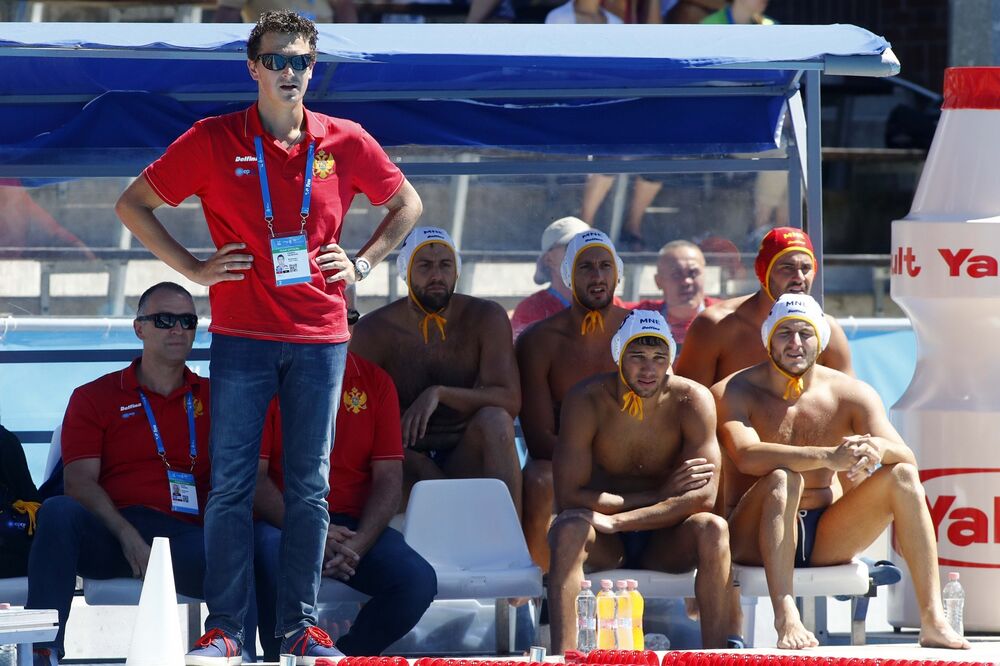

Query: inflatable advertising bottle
left=889, top=67, right=1000, bottom=630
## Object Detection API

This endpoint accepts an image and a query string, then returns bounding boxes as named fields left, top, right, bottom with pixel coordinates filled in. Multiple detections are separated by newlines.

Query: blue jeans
left=26, top=496, right=206, bottom=657
left=252, top=516, right=437, bottom=658
left=203, top=334, right=347, bottom=643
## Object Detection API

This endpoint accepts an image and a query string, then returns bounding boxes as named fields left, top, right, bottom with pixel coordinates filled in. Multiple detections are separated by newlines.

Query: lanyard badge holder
left=139, top=390, right=200, bottom=516
left=255, top=136, right=315, bottom=287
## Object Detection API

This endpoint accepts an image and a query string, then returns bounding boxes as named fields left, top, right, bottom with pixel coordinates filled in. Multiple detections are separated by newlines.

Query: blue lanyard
left=547, top=287, right=570, bottom=308
left=138, top=390, right=197, bottom=472
left=253, top=135, right=316, bottom=237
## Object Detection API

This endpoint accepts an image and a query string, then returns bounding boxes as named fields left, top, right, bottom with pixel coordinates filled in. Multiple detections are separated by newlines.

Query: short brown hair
left=247, top=10, right=319, bottom=61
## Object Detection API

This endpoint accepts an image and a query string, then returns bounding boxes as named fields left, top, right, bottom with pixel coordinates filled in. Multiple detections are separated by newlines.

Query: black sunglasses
left=136, top=312, right=199, bottom=330
left=347, top=309, right=361, bottom=326
left=256, top=53, right=314, bottom=72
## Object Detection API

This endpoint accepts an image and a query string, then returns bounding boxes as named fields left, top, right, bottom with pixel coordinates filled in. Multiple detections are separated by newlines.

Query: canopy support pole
left=805, top=70, right=824, bottom=305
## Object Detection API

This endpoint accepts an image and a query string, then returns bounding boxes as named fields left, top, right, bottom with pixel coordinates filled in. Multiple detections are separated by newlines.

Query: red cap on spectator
left=754, top=227, right=815, bottom=300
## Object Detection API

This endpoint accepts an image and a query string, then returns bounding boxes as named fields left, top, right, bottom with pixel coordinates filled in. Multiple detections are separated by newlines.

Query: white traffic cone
left=125, top=536, right=185, bottom=666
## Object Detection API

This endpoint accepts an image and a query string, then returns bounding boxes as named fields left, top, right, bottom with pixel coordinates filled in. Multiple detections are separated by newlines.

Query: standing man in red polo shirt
left=251, top=351, right=436, bottom=658
left=26, top=282, right=210, bottom=666
left=115, top=11, right=422, bottom=665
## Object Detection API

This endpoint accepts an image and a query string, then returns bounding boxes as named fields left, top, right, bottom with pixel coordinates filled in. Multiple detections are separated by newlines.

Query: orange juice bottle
left=627, top=579, right=644, bottom=650
left=596, top=578, right=617, bottom=649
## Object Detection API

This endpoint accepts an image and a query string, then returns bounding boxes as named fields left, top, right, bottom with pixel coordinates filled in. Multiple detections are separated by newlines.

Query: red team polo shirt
left=261, top=353, right=403, bottom=518
left=143, top=104, right=404, bottom=343
left=60, top=359, right=212, bottom=525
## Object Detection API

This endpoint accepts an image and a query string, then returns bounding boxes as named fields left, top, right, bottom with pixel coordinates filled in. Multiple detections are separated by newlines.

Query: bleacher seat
left=402, top=479, right=543, bottom=654
left=733, top=559, right=872, bottom=645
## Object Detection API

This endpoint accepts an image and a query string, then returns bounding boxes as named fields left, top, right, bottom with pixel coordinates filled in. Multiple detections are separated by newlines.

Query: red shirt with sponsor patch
left=143, top=104, right=404, bottom=343
left=261, top=353, right=403, bottom=518
left=60, top=358, right=212, bottom=525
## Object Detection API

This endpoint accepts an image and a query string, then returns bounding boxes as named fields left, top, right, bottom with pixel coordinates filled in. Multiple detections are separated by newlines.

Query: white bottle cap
left=580, top=579, right=592, bottom=590
left=949, top=572, right=961, bottom=581
left=615, top=579, right=627, bottom=589
left=600, top=578, right=613, bottom=589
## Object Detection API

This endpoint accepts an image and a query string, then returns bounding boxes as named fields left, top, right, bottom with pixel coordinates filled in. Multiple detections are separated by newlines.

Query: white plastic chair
left=402, top=479, right=543, bottom=654
left=733, top=559, right=872, bottom=645
left=585, top=568, right=696, bottom=599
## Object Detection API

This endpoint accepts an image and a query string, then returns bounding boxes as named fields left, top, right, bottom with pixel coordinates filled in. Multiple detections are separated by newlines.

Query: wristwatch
left=352, top=256, right=371, bottom=282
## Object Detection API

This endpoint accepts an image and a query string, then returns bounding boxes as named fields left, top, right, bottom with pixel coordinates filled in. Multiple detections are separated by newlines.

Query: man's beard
left=413, top=284, right=454, bottom=311
left=576, top=285, right=612, bottom=311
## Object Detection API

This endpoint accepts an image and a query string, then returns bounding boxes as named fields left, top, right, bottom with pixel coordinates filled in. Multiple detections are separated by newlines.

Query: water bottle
left=575, top=580, right=597, bottom=653
left=595, top=579, right=617, bottom=649
left=614, top=579, right=633, bottom=649
left=627, top=578, right=644, bottom=650
left=942, top=571, right=964, bottom=636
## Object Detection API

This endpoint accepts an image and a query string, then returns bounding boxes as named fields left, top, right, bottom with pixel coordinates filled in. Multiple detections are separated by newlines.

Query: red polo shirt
left=261, top=353, right=403, bottom=518
left=60, top=358, right=212, bottom=525
left=143, top=104, right=404, bottom=343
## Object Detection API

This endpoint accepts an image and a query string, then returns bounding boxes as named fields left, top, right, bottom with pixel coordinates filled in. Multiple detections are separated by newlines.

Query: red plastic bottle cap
left=943, top=67, right=1000, bottom=110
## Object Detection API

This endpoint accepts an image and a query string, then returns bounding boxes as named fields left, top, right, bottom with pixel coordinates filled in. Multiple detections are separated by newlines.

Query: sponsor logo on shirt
left=121, top=402, right=141, bottom=412
left=313, top=149, right=335, bottom=179
left=342, top=387, right=367, bottom=414
left=235, top=168, right=252, bottom=177
left=193, top=398, right=204, bottom=418
left=234, top=156, right=257, bottom=163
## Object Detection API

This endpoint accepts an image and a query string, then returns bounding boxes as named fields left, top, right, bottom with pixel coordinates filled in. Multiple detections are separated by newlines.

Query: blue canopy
left=0, top=23, right=897, bottom=175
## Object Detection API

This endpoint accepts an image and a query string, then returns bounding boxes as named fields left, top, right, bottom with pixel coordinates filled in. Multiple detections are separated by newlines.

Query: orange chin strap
left=408, top=290, right=447, bottom=344
left=572, top=289, right=606, bottom=336
left=772, top=363, right=805, bottom=401
left=618, top=366, right=644, bottom=420
left=13, top=500, right=40, bottom=535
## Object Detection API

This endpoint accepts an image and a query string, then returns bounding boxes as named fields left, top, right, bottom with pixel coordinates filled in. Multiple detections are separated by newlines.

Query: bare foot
left=919, top=618, right=971, bottom=649
left=775, top=617, right=819, bottom=649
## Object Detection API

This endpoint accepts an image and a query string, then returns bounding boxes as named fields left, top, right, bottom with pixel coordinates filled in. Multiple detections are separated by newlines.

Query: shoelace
left=13, top=500, right=40, bottom=535
left=290, top=626, right=334, bottom=653
left=196, top=629, right=237, bottom=656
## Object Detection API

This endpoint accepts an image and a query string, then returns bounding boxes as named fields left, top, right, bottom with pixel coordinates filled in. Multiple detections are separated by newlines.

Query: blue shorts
left=795, top=507, right=826, bottom=568
left=619, top=530, right=654, bottom=569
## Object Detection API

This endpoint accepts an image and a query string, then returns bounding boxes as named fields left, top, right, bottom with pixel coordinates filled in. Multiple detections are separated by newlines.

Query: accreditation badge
left=167, top=470, right=199, bottom=515
left=271, top=233, right=311, bottom=286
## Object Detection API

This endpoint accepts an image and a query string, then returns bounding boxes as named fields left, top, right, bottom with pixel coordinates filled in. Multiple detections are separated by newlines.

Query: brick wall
left=766, top=0, right=950, bottom=93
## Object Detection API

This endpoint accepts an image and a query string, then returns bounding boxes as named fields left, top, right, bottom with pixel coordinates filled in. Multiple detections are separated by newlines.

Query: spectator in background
left=252, top=352, right=436, bottom=658
left=664, top=0, right=723, bottom=22
left=700, top=0, right=773, bottom=24
left=0, top=180, right=96, bottom=260
left=26, top=282, right=210, bottom=666
left=214, top=0, right=358, bottom=23
left=580, top=175, right=664, bottom=251
left=632, top=240, right=720, bottom=348
left=512, top=216, right=627, bottom=339
left=0, top=426, right=40, bottom=579
left=545, top=0, right=622, bottom=23
left=350, top=227, right=522, bottom=514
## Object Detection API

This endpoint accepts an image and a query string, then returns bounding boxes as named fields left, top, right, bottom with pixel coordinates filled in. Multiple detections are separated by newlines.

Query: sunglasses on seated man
left=136, top=312, right=199, bottom=330
left=255, top=53, right=315, bottom=72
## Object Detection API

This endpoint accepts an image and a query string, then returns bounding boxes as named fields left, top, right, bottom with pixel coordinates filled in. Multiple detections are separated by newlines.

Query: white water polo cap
left=559, top=229, right=624, bottom=291
left=611, top=309, right=676, bottom=367
left=396, top=226, right=462, bottom=285
left=761, top=293, right=831, bottom=353
left=761, top=294, right=831, bottom=400
left=610, top=309, right=676, bottom=420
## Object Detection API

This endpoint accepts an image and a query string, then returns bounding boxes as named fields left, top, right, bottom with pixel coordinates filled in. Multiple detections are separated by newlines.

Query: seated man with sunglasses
left=27, top=282, right=211, bottom=666
left=116, top=10, right=423, bottom=666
